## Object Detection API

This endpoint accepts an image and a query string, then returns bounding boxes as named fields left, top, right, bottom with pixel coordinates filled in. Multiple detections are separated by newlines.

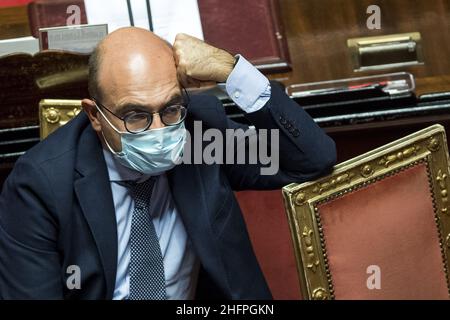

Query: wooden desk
left=270, top=0, right=450, bottom=96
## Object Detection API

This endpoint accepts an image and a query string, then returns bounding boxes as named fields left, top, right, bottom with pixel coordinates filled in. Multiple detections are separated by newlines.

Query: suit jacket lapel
left=73, top=123, right=118, bottom=300
left=166, top=164, right=211, bottom=251
left=166, top=163, right=230, bottom=294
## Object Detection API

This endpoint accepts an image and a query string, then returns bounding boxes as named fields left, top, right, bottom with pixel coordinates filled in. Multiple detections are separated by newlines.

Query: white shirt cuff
left=218, top=55, right=271, bottom=113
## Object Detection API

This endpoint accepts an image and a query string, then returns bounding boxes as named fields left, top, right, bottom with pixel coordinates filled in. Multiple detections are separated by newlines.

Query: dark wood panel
left=0, top=5, right=31, bottom=39
left=0, top=51, right=89, bottom=129
left=270, top=0, right=450, bottom=95
left=327, top=115, right=450, bottom=162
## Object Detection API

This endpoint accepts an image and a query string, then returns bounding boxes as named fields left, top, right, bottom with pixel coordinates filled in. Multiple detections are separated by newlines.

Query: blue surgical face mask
left=96, top=104, right=186, bottom=175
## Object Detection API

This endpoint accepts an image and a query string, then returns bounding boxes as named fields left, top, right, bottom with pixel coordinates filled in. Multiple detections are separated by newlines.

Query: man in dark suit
left=0, top=28, right=336, bottom=299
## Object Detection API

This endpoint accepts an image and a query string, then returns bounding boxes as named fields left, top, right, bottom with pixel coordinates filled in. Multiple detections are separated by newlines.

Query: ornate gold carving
left=436, top=170, right=449, bottom=215
left=312, top=172, right=355, bottom=194
left=428, top=137, right=440, bottom=152
left=39, top=100, right=83, bottom=139
left=361, top=164, right=374, bottom=178
left=67, top=107, right=81, bottom=119
left=43, top=107, right=61, bottom=124
left=378, top=146, right=420, bottom=167
left=312, top=287, right=328, bottom=300
left=302, top=226, right=320, bottom=273
left=295, top=193, right=306, bottom=205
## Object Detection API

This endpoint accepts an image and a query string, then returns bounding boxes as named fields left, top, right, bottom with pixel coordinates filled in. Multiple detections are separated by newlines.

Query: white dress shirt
left=106, top=55, right=271, bottom=300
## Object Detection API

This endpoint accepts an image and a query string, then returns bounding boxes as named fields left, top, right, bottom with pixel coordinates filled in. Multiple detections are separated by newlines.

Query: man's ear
left=82, top=99, right=102, bottom=133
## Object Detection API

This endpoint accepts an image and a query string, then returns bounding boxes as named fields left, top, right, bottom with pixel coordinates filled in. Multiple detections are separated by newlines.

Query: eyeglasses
left=93, top=88, right=189, bottom=134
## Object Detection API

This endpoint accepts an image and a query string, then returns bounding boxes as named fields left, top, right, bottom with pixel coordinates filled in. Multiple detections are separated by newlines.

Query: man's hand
left=173, top=33, right=236, bottom=87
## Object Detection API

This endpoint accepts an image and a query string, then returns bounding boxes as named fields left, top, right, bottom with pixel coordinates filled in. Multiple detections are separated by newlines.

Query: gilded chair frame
left=39, top=99, right=82, bottom=139
left=282, top=124, right=450, bottom=300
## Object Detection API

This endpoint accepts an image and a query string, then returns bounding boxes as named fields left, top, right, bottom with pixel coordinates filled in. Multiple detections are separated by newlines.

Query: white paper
left=44, top=24, right=108, bottom=53
left=148, top=0, right=204, bottom=43
left=84, top=0, right=204, bottom=44
left=0, top=36, right=39, bottom=57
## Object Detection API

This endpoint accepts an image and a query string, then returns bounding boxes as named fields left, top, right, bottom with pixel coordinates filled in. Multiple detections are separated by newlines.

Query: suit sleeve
left=222, top=80, right=337, bottom=190
left=0, top=158, right=63, bottom=299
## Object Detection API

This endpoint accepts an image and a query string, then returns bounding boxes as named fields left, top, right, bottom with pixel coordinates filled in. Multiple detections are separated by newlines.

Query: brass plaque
left=348, top=32, right=424, bottom=72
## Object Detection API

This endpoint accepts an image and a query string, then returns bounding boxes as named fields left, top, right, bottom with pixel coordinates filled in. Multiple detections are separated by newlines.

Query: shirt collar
left=102, top=149, right=148, bottom=182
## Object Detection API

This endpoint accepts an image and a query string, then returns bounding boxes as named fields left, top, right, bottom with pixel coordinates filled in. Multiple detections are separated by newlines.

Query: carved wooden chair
left=283, top=125, right=450, bottom=299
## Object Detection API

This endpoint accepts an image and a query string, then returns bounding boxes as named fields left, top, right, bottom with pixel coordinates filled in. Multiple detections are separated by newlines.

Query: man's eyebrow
left=164, top=93, right=185, bottom=106
left=116, top=93, right=184, bottom=115
left=116, top=103, right=148, bottom=115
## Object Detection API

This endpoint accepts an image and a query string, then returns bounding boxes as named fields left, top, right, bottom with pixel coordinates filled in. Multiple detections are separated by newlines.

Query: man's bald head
left=84, top=27, right=184, bottom=152
left=88, top=27, right=177, bottom=101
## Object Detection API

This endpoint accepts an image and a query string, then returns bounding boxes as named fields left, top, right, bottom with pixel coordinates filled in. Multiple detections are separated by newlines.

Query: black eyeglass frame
left=93, top=87, right=190, bottom=134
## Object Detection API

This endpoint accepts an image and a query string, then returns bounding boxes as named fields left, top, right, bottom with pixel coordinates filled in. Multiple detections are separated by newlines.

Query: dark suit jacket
left=0, top=81, right=336, bottom=299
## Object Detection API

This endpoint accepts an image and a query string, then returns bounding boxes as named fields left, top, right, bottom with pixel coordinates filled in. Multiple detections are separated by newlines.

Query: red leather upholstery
left=318, top=163, right=448, bottom=299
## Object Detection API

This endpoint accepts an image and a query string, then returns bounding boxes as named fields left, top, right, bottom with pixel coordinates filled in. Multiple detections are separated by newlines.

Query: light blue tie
left=127, top=177, right=166, bottom=300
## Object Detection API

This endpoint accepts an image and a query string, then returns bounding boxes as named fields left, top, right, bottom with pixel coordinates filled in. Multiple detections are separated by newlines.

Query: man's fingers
left=175, top=50, right=200, bottom=87
left=174, top=33, right=188, bottom=44
left=174, top=33, right=219, bottom=87
left=177, top=65, right=205, bottom=88
left=186, top=76, right=202, bottom=88
left=177, top=66, right=190, bottom=88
